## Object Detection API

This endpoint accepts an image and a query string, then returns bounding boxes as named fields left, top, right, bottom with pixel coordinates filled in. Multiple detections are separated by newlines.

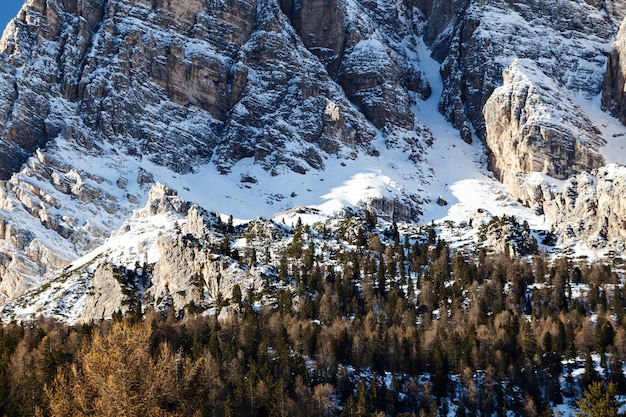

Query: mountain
left=1, top=0, right=626, bottom=320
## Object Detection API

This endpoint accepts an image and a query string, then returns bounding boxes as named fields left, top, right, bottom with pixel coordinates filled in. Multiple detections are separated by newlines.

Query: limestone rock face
left=543, top=170, right=623, bottom=247
left=0, top=0, right=437, bottom=300
left=0, top=0, right=386, bottom=181
left=449, top=1, right=626, bottom=250
left=484, top=60, right=606, bottom=185
left=603, top=19, right=626, bottom=124
left=79, top=263, right=126, bottom=322
left=437, top=0, right=626, bottom=142
left=508, top=165, right=626, bottom=251
left=147, top=206, right=265, bottom=314
left=1, top=186, right=266, bottom=322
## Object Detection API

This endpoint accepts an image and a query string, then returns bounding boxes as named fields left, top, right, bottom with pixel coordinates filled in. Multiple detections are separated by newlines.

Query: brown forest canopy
left=0, top=239, right=625, bottom=416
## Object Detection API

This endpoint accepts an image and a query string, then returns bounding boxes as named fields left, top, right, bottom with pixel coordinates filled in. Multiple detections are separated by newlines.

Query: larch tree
left=44, top=322, right=195, bottom=416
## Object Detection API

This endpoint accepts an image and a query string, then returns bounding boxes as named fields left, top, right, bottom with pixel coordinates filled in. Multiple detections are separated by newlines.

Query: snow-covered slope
left=0, top=0, right=433, bottom=301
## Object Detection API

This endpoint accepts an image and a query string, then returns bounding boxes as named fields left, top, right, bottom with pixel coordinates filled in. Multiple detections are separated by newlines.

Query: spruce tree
left=576, top=381, right=624, bottom=417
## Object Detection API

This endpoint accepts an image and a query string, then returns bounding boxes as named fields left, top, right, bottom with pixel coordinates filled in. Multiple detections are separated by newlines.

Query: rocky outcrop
left=0, top=138, right=146, bottom=302
left=80, top=263, right=127, bottom=321
left=364, top=195, right=425, bottom=222
left=438, top=0, right=626, bottom=142
left=477, top=215, right=538, bottom=258
left=77, top=208, right=264, bottom=321
left=484, top=60, right=605, bottom=186
left=545, top=166, right=626, bottom=249
left=458, top=1, right=626, bottom=247
left=1, top=186, right=267, bottom=322
left=507, top=165, right=626, bottom=251
left=483, top=56, right=626, bottom=250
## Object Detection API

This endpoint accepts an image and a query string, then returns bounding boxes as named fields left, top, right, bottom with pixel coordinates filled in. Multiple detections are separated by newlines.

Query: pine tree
left=231, top=284, right=242, bottom=308
left=581, top=350, right=600, bottom=390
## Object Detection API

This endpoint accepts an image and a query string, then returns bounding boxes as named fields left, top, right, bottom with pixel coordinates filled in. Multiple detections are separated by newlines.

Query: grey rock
left=485, top=60, right=605, bottom=184
left=438, top=0, right=625, bottom=142
left=603, top=18, right=626, bottom=124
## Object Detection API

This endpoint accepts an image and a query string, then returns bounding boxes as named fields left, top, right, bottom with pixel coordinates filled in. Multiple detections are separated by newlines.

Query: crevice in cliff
left=76, top=0, right=110, bottom=103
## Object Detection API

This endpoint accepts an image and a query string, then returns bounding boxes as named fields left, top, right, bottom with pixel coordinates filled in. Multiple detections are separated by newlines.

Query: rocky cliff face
left=280, top=0, right=432, bottom=132
left=484, top=59, right=606, bottom=184
left=450, top=0, right=626, bottom=253
left=437, top=0, right=626, bottom=143
left=503, top=165, right=626, bottom=252
left=0, top=0, right=377, bottom=178
left=0, top=0, right=438, bottom=301
left=0, top=0, right=447, bottom=180
left=604, top=19, right=626, bottom=125
left=1, top=184, right=275, bottom=322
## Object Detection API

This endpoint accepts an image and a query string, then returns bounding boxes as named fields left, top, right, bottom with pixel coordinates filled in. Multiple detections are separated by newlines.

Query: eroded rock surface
left=0, top=0, right=436, bottom=300
left=484, top=60, right=605, bottom=186
left=1, top=185, right=266, bottom=322
left=438, top=0, right=625, bottom=143
left=507, top=165, right=626, bottom=251
left=603, top=19, right=626, bottom=125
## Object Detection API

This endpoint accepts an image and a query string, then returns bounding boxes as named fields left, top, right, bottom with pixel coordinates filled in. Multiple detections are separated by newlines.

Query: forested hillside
left=1, top=214, right=625, bottom=416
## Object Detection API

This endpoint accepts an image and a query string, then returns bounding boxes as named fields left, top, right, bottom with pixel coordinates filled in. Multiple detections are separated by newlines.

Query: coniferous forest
left=1, top=213, right=626, bottom=417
